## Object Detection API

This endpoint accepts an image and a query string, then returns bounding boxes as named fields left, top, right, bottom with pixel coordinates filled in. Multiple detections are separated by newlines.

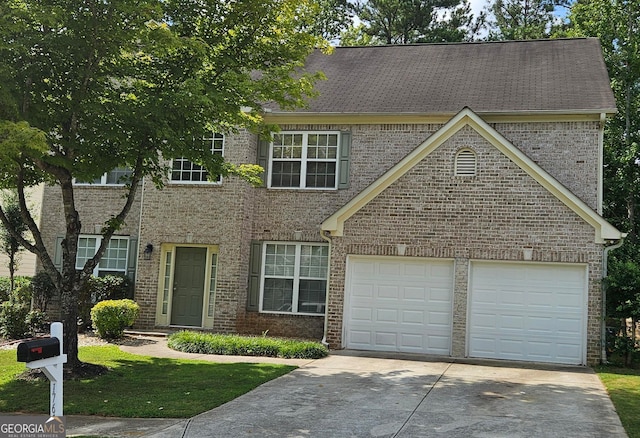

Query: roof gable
left=321, top=108, right=623, bottom=243
left=265, top=38, right=616, bottom=116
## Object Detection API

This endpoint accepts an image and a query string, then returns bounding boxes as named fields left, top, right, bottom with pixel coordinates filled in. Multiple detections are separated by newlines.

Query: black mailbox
left=17, top=338, right=60, bottom=363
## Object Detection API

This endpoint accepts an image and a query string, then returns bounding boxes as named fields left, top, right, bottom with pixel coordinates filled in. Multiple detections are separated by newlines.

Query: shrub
left=90, top=299, right=139, bottom=339
left=79, top=275, right=132, bottom=330
left=0, top=279, right=44, bottom=339
left=168, top=331, right=329, bottom=359
left=30, top=272, right=56, bottom=312
left=0, top=276, right=32, bottom=304
left=0, top=301, right=30, bottom=339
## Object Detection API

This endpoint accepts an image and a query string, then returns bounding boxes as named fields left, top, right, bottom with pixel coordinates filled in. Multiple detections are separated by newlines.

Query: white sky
left=469, top=0, right=488, bottom=20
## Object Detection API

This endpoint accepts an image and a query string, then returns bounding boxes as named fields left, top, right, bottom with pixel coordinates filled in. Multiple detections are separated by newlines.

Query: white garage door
left=345, top=256, right=454, bottom=355
left=469, top=262, right=587, bottom=365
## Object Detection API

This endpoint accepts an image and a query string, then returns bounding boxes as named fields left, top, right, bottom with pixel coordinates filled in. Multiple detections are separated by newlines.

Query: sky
left=469, top=0, right=487, bottom=20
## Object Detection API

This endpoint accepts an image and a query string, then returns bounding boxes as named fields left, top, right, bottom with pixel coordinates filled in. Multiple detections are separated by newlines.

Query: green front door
left=171, top=247, right=207, bottom=326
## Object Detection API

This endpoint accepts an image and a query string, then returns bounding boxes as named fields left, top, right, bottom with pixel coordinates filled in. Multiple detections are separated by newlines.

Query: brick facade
left=38, top=118, right=608, bottom=365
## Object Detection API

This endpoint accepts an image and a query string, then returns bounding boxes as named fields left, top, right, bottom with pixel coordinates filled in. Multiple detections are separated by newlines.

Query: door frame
left=155, top=243, right=219, bottom=328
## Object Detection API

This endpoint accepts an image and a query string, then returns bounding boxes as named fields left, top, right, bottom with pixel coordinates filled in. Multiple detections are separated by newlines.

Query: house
left=38, top=38, right=623, bottom=366
left=0, top=185, right=44, bottom=278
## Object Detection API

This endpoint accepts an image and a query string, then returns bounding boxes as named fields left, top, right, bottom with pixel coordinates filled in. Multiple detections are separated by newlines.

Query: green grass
left=168, top=330, right=329, bottom=359
left=597, top=366, right=640, bottom=438
left=0, top=345, right=295, bottom=418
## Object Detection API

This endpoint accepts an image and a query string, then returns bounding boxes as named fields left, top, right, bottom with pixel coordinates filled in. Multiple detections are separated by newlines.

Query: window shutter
left=53, top=236, right=64, bottom=269
left=257, top=138, right=270, bottom=188
left=338, top=131, right=351, bottom=189
left=247, top=241, right=262, bottom=311
left=126, top=238, right=138, bottom=280
left=455, top=149, right=477, bottom=176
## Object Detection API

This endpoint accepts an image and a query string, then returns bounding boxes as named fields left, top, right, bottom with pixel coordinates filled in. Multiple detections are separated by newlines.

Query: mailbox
left=17, top=338, right=60, bottom=363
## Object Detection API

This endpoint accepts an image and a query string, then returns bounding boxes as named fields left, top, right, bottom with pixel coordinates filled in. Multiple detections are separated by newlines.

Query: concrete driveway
left=148, top=351, right=627, bottom=438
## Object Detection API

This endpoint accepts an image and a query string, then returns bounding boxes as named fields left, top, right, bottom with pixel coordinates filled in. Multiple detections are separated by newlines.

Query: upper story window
left=171, top=132, right=224, bottom=184
left=454, top=148, right=477, bottom=176
left=75, top=167, right=133, bottom=186
left=76, top=235, right=129, bottom=277
left=268, top=132, right=340, bottom=189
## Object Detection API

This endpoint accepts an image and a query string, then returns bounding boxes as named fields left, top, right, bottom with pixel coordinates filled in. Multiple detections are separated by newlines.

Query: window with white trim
left=75, top=167, right=133, bottom=185
left=76, top=235, right=129, bottom=277
left=455, top=148, right=477, bottom=176
left=269, top=132, right=339, bottom=189
left=171, top=132, right=224, bottom=183
left=260, top=242, right=328, bottom=314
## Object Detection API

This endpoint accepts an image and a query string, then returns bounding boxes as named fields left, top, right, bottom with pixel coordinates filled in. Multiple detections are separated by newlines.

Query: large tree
left=569, top=0, right=640, bottom=350
left=354, top=0, right=478, bottom=44
left=0, top=0, right=327, bottom=370
left=484, top=0, right=570, bottom=40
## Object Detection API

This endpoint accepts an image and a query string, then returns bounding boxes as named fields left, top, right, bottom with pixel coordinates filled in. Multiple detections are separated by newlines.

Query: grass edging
left=596, top=365, right=640, bottom=438
left=167, top=330, right=329, bottom=359
left=0, top=346, right=295, bottom=418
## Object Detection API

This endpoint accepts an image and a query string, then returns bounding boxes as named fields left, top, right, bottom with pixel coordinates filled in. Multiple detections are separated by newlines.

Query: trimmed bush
left=90, top=299, right=139, bottom=340
left=79, top=275, right=132, bottom=330
left=168, top=331, right=329, bottom=359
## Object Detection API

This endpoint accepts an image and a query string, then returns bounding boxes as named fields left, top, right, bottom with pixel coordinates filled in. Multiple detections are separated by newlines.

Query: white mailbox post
left=17, top=322, right=67, bottom=416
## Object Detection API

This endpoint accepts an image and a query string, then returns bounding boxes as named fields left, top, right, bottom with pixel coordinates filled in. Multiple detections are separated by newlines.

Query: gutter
left=602, top=238, right=625, bottom=363
left=320, top=229, right=332, bottom=347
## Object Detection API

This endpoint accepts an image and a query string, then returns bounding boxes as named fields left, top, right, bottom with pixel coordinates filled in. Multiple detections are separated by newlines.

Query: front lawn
left=0, top=345, right=295, bottom=418
left=597, top=366, right=640, bottom=438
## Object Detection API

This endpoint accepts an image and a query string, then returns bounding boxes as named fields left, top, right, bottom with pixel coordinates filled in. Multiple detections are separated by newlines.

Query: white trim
left=321, top=107, right=623, bottom=243
left=267, top=131, right=341, bottom=190
left=75, top=234, right=129, bottom=276
left=258, top=241, right=329, bottom=316
left=169, top=133, right=225, bottom=185
left=264, top=111, right=615, bottom=126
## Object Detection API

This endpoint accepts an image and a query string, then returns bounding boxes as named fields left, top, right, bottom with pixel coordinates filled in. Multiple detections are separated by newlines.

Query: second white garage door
left=344, top=256, right=454, bottom=355
left=469, top=261, right=587, bottom=365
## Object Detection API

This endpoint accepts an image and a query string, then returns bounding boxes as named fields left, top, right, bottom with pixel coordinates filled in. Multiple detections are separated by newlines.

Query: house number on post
left=17, top=322, right=67, bottom=416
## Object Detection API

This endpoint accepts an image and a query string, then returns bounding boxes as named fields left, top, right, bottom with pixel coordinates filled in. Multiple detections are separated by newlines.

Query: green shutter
left=247, top=241, right=262, bottom=311
left=257, top=138, right=270, bottom=188
left=338, top=131, right=351, bottom=189
left=53, top=236, right=64, bottom=269
left=126, top=238, right=138, bottom=280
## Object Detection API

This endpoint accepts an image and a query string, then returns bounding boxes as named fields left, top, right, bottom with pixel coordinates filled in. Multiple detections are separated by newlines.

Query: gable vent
left=455, top=149, right=477, bottom=176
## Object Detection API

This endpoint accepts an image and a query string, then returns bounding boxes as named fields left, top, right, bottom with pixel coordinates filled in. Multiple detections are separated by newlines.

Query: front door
left=171, top=247, right=207, bottom=326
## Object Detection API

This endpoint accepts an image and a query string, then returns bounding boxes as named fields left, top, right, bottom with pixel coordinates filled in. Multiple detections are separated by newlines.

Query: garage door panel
left=377, top=309, right=398, bottom=323
left=470, top=262, right=586, bottom=365
left=402, top=310, right=425, bottom=324
left=350, top=307, right=373, bottom=322
left=345, top=257, right=453, bottom=355
left=378, top=285, right=400, bottom=299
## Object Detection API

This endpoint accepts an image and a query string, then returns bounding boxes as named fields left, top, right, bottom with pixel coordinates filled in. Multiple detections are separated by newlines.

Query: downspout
left=597, top=113, right=606, bottom=215
left=320, top=229, right=332, bottom=347
left=602, top=238, right=625, bottom=363
left=134, top=176, right=146, bottom=289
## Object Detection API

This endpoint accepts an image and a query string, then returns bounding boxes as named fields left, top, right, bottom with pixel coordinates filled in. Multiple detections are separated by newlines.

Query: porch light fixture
left=143, top=243, right=154, bottom=260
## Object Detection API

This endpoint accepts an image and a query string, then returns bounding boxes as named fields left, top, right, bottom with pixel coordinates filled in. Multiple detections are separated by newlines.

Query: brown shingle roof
left=266, top=38, right=616, bottom=115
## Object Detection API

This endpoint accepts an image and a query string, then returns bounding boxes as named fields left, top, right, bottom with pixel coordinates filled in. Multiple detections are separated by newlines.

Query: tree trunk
left=8, top=252, right=15, bottom=292
left=60, top=268, right=81, bottom=369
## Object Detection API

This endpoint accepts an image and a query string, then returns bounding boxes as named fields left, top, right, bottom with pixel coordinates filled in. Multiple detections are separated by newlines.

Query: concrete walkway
left=65, top=337, right=627, bottom=437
